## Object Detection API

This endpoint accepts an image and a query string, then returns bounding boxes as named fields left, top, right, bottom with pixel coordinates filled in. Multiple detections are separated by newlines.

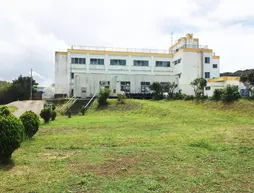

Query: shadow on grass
left=0, top=159, right=15, bottom=171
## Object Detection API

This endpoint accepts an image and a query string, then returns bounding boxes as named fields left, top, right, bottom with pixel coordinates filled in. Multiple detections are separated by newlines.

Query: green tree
left=190, top=78, right=207, bottom=97
left=240, top=70, right=254, bottom=99
left=164, top=82, right=178, bottom=99
left=149, top=82, right=163, bottom=100
left=11, top=75, right=38, bottom=101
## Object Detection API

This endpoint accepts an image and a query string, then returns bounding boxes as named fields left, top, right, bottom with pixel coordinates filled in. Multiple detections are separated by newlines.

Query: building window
left=205, top=72, right=210, bottom=78
left=174, top=58, right=181, bottom=65
left=213, top=64, right=218, bottom=68
left=99, top=81, right=110, bottom=89
left=156, top=61, right=170, bottom=67
left=120, top=81, right=130, bottom=92
left=205, top=57, right=210, bottom=64
left=110, top=59, right=126, bottom=66
left=133, top=60, right=149, bottom=66
left=71, top=57, right=86, bottom=64
left=141, top=82, right=150, bottom=92
left=90, top=58, right=104, bottom=65
left=205, top=86, right=211, bottom=90
left=71, top=72, right=74, bottom=79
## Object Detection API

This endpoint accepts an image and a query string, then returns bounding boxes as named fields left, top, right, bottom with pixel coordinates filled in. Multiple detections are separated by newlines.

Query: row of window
left=71, top=58, right=172, bottom=67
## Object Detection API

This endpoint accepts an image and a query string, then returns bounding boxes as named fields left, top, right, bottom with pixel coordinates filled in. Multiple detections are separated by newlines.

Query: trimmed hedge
left=51, top=111, right=57, bottom=121
left=0, top=109, right=24, bottom=162
left=20, top=111, right=40, bottom=138
left=40, top=108, right=52, bottom=123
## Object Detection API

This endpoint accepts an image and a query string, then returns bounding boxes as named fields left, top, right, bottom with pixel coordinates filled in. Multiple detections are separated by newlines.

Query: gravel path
left=7, top=100, right=45, bottom=117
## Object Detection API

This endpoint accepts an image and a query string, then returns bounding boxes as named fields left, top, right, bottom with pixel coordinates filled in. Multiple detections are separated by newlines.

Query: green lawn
left=1, top=99, right=254, bottom=192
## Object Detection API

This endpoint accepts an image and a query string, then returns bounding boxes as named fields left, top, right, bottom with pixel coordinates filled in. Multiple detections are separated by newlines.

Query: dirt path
left=7, top=100, right=45, bottom=117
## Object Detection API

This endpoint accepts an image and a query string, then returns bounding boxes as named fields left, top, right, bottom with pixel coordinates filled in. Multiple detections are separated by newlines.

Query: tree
left=11, top=75, right=38, bottom=101
left=164, top=82, right=178, bottom=98
left=240, top=70, right=254, bottom=99
left=149, top=82, right=163, bottom=100
left=190, top=78, right=207, bottom=97
left=97, top=88, right=111, bottom=106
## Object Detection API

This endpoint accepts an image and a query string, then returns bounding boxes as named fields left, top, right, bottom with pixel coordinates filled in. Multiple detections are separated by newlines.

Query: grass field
left=0, top=99, right=254, bottom=192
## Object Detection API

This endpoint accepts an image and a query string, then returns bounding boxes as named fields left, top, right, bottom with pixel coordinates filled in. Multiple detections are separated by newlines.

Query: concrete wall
left=55, top=53, right=68, bottom=95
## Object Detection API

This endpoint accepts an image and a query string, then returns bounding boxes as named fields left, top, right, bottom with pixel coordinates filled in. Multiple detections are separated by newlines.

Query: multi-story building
left=55, top=33, right=220, bottom=98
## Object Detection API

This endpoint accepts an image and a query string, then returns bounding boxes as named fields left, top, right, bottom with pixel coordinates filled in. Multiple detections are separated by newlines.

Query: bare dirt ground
left=7, top=100, right=45, bottom=117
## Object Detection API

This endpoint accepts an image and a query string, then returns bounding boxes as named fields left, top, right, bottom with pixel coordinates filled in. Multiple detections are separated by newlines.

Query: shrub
left=183, top=95, right=194, bottom=101
left=52, top=104, right=56, bottom=111
left=20, top=111, right=40, bottom=138
left=0, top=106, right=11, bottom=116
left=0, top=112, right=24, bottom=162
left=51, top=111, right=57, bottom=121
left=117, top=93, right=126, bottom=104
left=67, top=109, right=72, bottom=118
left=212, top=89, right=223, bottom=101
left=80, top=106, right=86, bottom=115
left=221, top=85, right=241, bottom=102
left=40, top=108, right=52, bottom=123
left=97, top=88, right=111, bottom=106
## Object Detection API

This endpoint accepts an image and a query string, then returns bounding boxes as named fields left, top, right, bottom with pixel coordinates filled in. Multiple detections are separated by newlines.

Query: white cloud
left=0, top=0, right=253, bottom=86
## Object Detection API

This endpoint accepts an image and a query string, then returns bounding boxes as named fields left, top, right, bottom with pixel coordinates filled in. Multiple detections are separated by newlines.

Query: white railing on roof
left=71, top=45, right=174, bottom=54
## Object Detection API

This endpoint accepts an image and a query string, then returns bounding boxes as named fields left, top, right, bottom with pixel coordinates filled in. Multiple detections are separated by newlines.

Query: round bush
left=40, top=108, right=52, bottom=123
left=51, top=111, right=57, bottom=121
left=0, top=114, right=24, bottom=162
left=20, top=111, right=40, bottom=138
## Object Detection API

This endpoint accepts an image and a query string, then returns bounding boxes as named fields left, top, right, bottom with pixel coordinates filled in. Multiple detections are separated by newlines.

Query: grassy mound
left=0, top=99, right=253, bottom=192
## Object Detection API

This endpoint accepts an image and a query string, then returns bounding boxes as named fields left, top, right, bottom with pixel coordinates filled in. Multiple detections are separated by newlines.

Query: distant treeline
left=0, top=76, right=38, bottom=105
left=220, top=69, right=254, bottom=77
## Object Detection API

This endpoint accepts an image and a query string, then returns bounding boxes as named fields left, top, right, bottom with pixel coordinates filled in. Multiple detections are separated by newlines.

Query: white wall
left=55, top=54, right=68, bottom=95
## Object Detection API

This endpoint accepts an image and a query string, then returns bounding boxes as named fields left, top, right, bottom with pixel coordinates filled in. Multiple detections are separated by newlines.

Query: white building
left=205, top=76, right=246, bottom=97
left=55, top=33, right=220, bottom=98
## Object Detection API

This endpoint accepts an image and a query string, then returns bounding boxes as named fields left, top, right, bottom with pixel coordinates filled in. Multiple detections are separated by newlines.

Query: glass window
left=91, top=58, right=104, bottom=65
left=205, top=72, right=210, bottom=78
left=213, top=64, right=217, bottom=68
left=205, top=57, right=210, bottom=64
left=205, top=86, right=211, bottom=90
left=141, top=82, right=150, bottom=93
left=70, top=72, right=74, bottom=79
left=110, top=59, right=126, bottom=66
left=133, top=60, right=149, bottom=66
left=156, top=61, right=170, bottom=67
left=120, top=81, right=130, bottom=92
left=71, top=57, right=85, bottom=64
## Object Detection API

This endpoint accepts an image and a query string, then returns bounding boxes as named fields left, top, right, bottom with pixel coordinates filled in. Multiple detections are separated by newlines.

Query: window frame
left=133, top=60, right=149, bottom=67
left=205, top=72, right=210, bottom=79
left=110, top=59, right=126, bottom=66
left=205, top=57, right=210, bottom=64
left=90, top=58, right=104, bottom=65
left=120, top=81, right=131, bottom=92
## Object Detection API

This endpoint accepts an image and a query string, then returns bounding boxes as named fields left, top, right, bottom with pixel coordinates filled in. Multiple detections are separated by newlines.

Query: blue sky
left=0, top=0, right=254, bottom=85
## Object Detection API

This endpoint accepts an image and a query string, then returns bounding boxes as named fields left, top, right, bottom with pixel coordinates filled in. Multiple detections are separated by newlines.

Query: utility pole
left=30, top=68, right=33, bottom=100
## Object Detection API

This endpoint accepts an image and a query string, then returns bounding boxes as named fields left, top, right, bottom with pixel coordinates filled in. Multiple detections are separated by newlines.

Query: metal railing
left=71, top=45, right=172, bottom=54
left=57, top=96, right=77, bottom=113
left=71, top=44, right=209, bottom=55
left=84, top=93, right=97, bottom=110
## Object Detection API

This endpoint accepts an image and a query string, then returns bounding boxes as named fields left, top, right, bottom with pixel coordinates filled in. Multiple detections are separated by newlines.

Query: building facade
left=205, top=76, right=246, bottom=97
left=55, top=33, right=220, bottom=98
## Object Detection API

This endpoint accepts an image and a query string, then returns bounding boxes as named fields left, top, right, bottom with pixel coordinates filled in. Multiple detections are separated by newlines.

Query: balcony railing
left=71, top=45, right=173, bottom=54
left=71, top=44, right=209, bottom=55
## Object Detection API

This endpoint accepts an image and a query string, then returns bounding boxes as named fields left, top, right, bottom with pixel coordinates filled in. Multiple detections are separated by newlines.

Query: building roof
left=208, top=76, right=240, bottom=82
